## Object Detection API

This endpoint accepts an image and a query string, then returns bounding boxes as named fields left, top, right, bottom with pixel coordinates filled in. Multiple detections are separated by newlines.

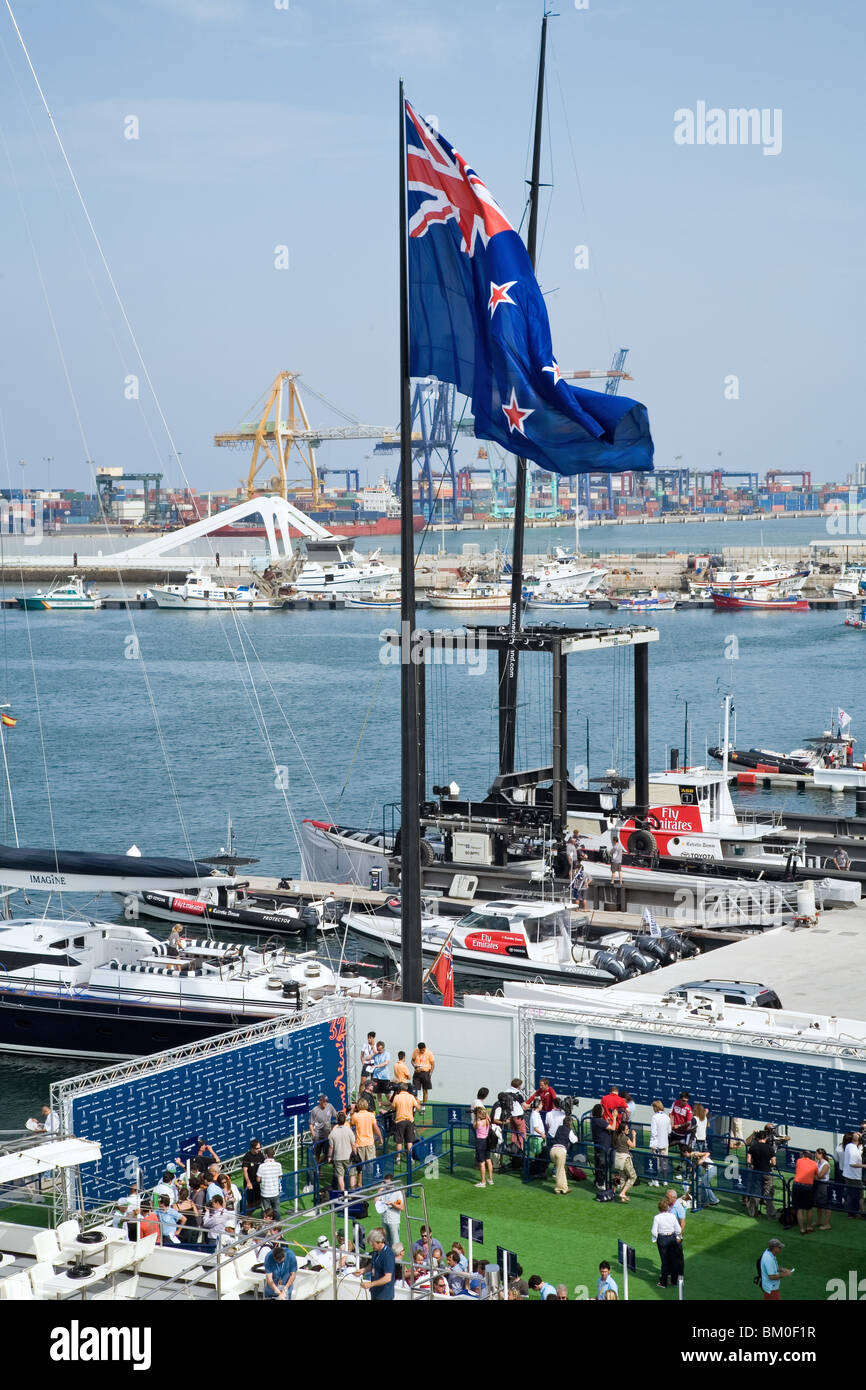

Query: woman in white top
left=693, top=1103, right=709, bottom=1145
left=814, top=1148, right=831, bottom=1231
left=651, top=1199, right=683, bottom=1288
left=649, top=1100, right=671, bottom=1186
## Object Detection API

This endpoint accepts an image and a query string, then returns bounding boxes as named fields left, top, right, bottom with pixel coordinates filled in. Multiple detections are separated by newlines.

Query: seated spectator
left=450, top=1241, right=468, bottom=1271
left=431, top=1273, right=450, bottom=1297
left=205, top=1164, right=224, bottom=1204
left=411, top=1224, right=444, bottom=1267
left=175, top=1184, right=200, bottom=1244
left=138, top=1199, right=159, bottom=1241
left=202, top=1193, right=230, bottom=1248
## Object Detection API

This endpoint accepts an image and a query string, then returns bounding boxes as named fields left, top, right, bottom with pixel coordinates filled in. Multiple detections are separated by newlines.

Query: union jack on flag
left=405, top=101, right=653, bottom=477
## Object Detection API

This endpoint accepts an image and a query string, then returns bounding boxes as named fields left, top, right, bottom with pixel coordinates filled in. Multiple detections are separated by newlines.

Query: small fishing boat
left=345, top=587, right=401, bottom=610
left=525, top=585, right=590, bottom=611
left=149, top=570, right=282, bottom=609
left=614, top=589, right=677, bottom=612
left=691, top=560, right=809, bottom=596
left=428, top=578, right=511, bottom=610
left=15, top=575, right=103, bottom=610
left=711, top=588, right=808, bottom=611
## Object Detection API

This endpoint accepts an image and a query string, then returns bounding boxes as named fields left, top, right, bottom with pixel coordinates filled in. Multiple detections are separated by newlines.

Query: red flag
left=427, top=934, right=454, bottom=1007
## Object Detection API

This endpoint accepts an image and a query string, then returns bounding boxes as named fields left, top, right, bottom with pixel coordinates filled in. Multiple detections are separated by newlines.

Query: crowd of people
left=96, top=1045, right=865, bottom=1302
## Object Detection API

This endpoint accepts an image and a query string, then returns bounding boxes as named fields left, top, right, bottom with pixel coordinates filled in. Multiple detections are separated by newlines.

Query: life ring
left=627, top=828, right=658, bottom=858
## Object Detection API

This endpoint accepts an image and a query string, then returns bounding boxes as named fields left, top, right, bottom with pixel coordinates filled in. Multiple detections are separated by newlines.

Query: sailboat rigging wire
left=550, top=53, right=614, bottom=358
left=1, top=6, right=312, bottom=874
left=0, top=90, right=198, bottom=872
left=337, top=667, right=386, bottom=804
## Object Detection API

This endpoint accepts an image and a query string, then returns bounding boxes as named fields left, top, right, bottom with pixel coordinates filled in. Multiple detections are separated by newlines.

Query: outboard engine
left=593, top=950, right=632, bottom=982
left=298, top=903, right=320, bottom=947
left=616, top=944, right=659, bottom=974
left=674, top=932, right=700, bottom=958
left=658, top=926, right=684, bottom=958
left=635, top=933, right=674, bottom=963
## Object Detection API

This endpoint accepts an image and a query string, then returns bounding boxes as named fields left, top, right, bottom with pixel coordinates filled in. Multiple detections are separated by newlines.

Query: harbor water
left=0, top=578, right=863, bottom=1126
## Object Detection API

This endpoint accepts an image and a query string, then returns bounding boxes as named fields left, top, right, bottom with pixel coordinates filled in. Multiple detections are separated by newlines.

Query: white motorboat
left=833, top=565, right=866, bottom=600
left=293, top=539, right=399, bottom=595
left=525, top=548, right=601, bottom=593
left=342, top=897, right=617, bottom=984
left=149, top=570, right=281, bottom=610
left=15, top=575, right=103, bottom=611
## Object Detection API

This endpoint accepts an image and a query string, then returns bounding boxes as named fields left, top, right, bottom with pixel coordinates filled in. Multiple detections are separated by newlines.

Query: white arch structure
left=114, top=495, right=335, bottom=563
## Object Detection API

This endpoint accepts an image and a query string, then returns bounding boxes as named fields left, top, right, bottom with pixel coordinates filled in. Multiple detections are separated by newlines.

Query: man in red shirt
left=525, top=1078, right=558, bottom=1113
left=600, top=1087, right=628, bottom=1127
left=670, top=1092, right=693, bottom=1149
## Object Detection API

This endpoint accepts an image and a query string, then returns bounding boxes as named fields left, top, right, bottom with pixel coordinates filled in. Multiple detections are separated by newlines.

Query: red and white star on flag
left=502, top=387, right=533, bottom=435
left=488, top=280, right=516, bottom=317
left=542, top=360, right=563, bottom=385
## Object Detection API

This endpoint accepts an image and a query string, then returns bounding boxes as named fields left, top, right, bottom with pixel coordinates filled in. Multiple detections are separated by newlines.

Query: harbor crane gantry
left=213, top=371, right=393, bottom=507
left=765, top=469, right=812, bottom=491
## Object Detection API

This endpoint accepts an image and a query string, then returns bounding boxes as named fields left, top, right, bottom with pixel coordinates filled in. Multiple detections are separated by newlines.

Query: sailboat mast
left=398, top=79, right=423, bottom=1004
left=500, top=12, right=549, bottom=775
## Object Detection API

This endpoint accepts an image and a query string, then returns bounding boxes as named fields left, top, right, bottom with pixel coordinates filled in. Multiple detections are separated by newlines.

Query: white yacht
left=525, top=548, right=603, bottom=593
left=0, top=917, right=377, bottom=1058
left=149, top=570, right=281, bottom=610
left=293, top=538, right=399, bottom=596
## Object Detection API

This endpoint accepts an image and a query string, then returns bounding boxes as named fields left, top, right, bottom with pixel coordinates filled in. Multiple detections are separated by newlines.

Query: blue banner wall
left=71, top=1015, right=347, bottom=1202
left=534, top=1032, right=866, bottom=1132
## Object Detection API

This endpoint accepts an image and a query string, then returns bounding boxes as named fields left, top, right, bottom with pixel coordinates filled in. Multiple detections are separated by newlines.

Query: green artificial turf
left=265, top=1143, right=862, bottom=1303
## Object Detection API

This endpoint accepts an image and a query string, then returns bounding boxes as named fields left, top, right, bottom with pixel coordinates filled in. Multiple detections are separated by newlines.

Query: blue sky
left=0, top=0, right=862, bottom=495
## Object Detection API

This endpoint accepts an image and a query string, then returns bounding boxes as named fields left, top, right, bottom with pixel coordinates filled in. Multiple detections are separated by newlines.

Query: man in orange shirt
left=351, top=1099, right=383, bottom=1166
left=393, top=1051, right=412, bottom=1087
left=392, top=1084, right=422, bottom=1161
left=411, top=1042, right=435, bottom=1107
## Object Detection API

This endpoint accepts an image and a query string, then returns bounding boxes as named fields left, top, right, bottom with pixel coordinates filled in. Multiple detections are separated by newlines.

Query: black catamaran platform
left=0, top=844, right=219, bottom=892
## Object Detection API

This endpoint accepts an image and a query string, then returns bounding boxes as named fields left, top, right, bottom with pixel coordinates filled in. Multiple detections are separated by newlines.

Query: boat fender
left=626, top=828, right=658, bottom=858
left=385, top=897, right=402, bottom=916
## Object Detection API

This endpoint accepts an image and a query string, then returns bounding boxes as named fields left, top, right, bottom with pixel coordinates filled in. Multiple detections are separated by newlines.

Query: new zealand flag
left=406, top=101, right=653, bottom=476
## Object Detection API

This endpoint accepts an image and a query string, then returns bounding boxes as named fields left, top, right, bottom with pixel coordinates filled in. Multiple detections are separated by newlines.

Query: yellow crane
left=214, top=371, right=394, bottom=507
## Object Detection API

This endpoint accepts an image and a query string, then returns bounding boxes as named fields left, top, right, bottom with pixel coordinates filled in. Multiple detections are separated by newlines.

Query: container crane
left=214, top=371, right=392, bottom=506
